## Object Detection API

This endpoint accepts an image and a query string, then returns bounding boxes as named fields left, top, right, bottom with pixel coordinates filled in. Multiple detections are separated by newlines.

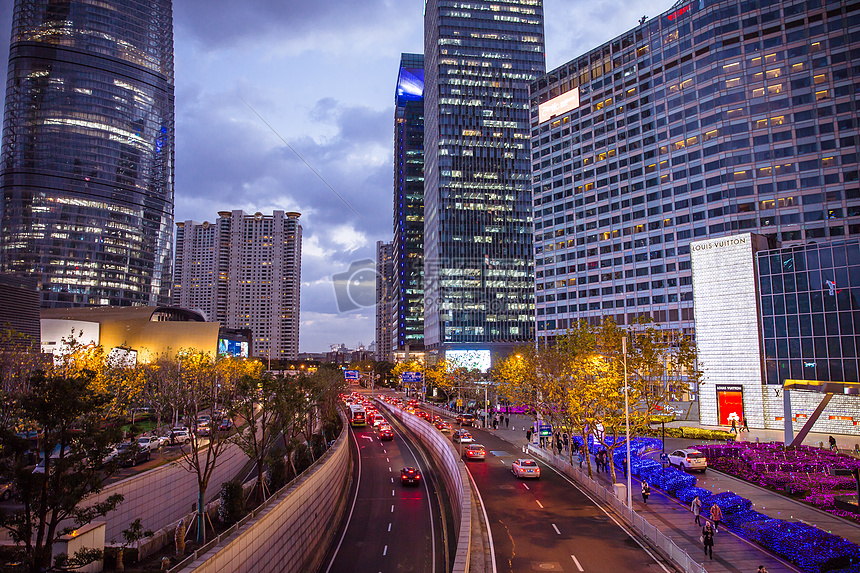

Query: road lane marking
left=552, top=523, right=561, bottom=535
left=325, top=427, right=362, bottom=573
left=391, top=504, right=394, bottom=513
left=386, top=457, right=390, bottom=462
left=464, top=465, right=497, bottom=573
left=388, top=523, right=391, bottom=532
left=392, top=489, right=395, bottom=496
left=389, top=467, right=392, bottom=472
left=536, top=499, right=544, bottom=509
left=383, top=545, right=388, bottom=556
left=523, top=484, right=530, bottom=490
left=570, top=554, right=584, bottom=572
left=391, top=477, right=394, bottom=483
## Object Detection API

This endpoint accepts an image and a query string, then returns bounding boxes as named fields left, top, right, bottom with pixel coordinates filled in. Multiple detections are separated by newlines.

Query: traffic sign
left=402, top=371, right=423, bottom=384
left=344, top=370, right=360, bottom=381
left=538, top=423, right=552, bottom=437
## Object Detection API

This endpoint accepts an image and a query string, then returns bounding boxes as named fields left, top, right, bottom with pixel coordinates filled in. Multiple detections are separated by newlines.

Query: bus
left=348, top=404, right=367, bottom=427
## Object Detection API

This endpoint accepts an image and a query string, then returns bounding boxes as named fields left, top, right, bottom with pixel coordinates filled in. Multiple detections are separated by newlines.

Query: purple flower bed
left=698, top=442, right=860, bottom=525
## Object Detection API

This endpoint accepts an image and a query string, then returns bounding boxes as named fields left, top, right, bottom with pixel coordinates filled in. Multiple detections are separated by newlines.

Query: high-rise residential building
left=0, top=0, right=175, bottom=308
left=423, top=0, right=545, bottom=362
left=531, top=0, right=860, bottom=344
left=393, top=53, right=425, bottom=354
left=174, top=211, right=302, bottom=360
left=375, top=240, right=395, bottom=361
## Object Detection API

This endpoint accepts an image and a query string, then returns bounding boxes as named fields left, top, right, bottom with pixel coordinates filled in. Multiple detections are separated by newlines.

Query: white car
left=373, top=417, right=387, bottom=429
left=668, top=448, right=707, bottom=473
left=511, top=458, right=541, bottom=479
left=452, top=430, right=473, bottom=444
left=137, top=436, right=161, bottom=452
left=168, top=428, right=191, bottom=445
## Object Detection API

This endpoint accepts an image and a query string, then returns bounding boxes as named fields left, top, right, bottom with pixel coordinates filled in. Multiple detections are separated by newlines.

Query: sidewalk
left=466, top=408, right=860, bottom=573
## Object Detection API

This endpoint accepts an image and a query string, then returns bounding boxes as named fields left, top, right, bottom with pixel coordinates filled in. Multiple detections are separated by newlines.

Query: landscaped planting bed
left=697, top=442, right=860, bottom=524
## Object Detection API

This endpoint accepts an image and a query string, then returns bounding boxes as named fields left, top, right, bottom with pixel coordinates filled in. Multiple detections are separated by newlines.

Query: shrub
left=266, top=449, right=288, bottom=493
left=219, top=479, right=245, bottom=526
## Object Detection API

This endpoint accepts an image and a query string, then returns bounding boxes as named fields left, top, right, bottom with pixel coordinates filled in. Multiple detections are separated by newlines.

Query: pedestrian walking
left=702, top=521, right=714, bottom=559
left=505, top=415, right=509, bottom=428
left=526, top=428, right=533, bottom=443
left=595, top=450, right=602, bottom=473
left=743, top=416, right=750, bottom=432
left=556, top=434, right=563, bottom=455
left=563, top=433, right=569, bottom=452
left=691, top=495, right=702, bottom=526
left=641, top=481, right=651, bottom=504
left=493, top=416, right=499, bottom=430
left=730, top=418, right=737, bottom=434
left=578, top=445, right=585, bottom=469
left=757, top=566, right=768, bottom=573
left=830, top=435, right=838, bottom=452
left=710, top=503, right=723, bottom=532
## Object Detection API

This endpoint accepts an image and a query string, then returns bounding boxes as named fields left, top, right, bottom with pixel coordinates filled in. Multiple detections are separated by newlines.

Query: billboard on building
left=716, top=384, right=744, bottom=426
left=218, top=338, right=249, bottom=358
left=445, top=349, right=491, bottom=373
left=538, top=89, right=580, bottom=123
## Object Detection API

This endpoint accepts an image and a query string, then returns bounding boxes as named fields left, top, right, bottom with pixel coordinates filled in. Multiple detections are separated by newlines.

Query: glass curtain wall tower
left=394, top=53, right=425, bottom=353
left=424, top=0, right=545, bottom=357
left=0, top=0, right=175, bottom=307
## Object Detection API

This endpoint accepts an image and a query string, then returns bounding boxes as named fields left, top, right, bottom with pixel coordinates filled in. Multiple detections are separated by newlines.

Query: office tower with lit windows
left=375, top=240, right=395, bottom=362
left=174, top=211, right=302, bottom=360
left=531, top=0, right=860, bottom=343
left=423, top=0, right=545, bottom=361
left=0, top=0, right=175, bottom=307
left=393, top=53, right=425, bottom=354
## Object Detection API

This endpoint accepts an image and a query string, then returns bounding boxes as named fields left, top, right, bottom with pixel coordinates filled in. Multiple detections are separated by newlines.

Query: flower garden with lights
left=566, top=436, right=860, bottom=572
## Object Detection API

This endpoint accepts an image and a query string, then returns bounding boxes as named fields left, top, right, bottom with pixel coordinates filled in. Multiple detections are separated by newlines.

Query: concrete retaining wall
left=376, top=400, right=472, bottom=573
left=178, top=417, right=352, bottom=573
left=88, top=443, right=251, bottom=543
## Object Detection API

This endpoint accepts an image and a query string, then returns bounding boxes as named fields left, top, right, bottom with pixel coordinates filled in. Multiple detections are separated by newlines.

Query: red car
left=401, top=467, right=421, bottom=485
left=379, top=427, right=394, bottom=441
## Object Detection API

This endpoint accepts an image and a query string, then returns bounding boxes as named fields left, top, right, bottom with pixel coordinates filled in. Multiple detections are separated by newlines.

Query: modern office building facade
left=0, top=0, right=175, bottom=308
left=174, top=211, right=302, bottom=360
left=423, top=0, right=545, bottom=360
left=531, top=0, right=860, bottom=343
left=393, top=53, right=426, bottom=354
left=375, top=240, right=395, bottom=361
left=691, top=232, right=860, bottom=434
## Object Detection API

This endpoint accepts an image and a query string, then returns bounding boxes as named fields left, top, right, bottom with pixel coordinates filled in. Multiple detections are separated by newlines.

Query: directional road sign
left=344, top=370, right=360, bottom=381
left=402, top=371, right=423, bottom=384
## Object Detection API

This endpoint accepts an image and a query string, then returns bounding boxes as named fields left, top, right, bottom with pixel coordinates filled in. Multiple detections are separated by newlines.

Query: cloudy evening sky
left=0, top=0, right=655, bottom=353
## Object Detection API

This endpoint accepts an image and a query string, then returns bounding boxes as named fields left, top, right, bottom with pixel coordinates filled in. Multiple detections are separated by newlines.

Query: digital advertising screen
left=218, top=338, right=249, bottom=358
left=445, top=349, right=491, bottom=373
left=716, top=384, right=744, bottom=426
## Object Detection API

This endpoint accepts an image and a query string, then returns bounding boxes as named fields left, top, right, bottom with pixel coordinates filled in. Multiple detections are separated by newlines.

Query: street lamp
left=623, top=334, right=632, bottom=515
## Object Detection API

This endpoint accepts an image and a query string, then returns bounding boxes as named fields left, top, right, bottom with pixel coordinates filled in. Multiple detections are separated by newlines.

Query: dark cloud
left=174, top=0, right=400, bottom=51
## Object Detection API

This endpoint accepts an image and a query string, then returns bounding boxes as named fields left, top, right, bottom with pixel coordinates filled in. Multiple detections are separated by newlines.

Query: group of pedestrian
left=729, top=416, right=751, bottom=434
left=594, top=449, right=609, bottom=473
left=690, top=494, right=723, bottom=560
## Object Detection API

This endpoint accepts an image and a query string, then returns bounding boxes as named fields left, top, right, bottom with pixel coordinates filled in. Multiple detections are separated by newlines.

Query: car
left=218, top=419, right=234, bottom=432
left=0, top=478, right=14, bottom=501
left=400, top=467, right=421, bottom=486
left=114, top=442, right=150, bottom=466
left=379, top=427, right=394, bottom=441
left=169, top=428, right=191, bottom=445
left=416, top=411, right=430, bottom=421
left=435, top=421, right=452, bottom=433
left=511, top=458, right=541, bottom=479
left=455, top=413, right=475, bottom=426
left=668, top=448, right=708, bottom=473
left=137, top=436, right=161, bottom=452
left=463, top=444, right=486, bottom=461
left=452, top=430, right=473, bottom=444
left=372, top=417, right=387, bottom=429
left=196, top=422, right=212, bottom=437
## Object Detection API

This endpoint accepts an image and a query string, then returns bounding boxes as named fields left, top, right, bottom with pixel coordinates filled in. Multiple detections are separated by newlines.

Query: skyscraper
left=0, top=0, right=175, bottom=308
left=530, top=0, right=860, bottom=344
left=174, top=211, right=302, bottom=361
left=423, top=0, right=545, bottom=361
left=375, top=240, right=395, bottom=361
left=393, top=53, right=425, bottom=354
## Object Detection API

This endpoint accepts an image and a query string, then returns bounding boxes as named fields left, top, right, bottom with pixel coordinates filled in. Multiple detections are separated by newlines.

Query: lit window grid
left=531, top=0, right=860, bottom=336
left=424, top=0, right=545, bottom=348
left=757, top=238, right=860, bottom=385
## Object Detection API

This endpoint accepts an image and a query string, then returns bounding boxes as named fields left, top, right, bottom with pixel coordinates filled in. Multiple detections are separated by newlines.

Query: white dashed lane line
left=552, top=523, right=561, bottom=535
left=391, top=504, right=394, bottom=513
left=523, top=484, right=530, bottom=490
left=383, top=545, right=388, bottom=556
left=571, top=554, right=584, bottom=572
left=536, top=499, right=544, bottom=509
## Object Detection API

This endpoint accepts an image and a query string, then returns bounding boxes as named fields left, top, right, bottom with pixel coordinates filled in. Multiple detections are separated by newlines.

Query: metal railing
left=528, top=445, right=707, bottom=573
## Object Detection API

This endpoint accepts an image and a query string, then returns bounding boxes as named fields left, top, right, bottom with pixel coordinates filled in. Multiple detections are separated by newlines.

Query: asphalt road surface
left=441, top=415, right=673, bottom=573
left=323, top=414, right=446, bottom=573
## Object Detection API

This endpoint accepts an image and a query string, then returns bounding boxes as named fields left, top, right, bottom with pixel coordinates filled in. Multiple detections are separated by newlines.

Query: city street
left=323, top=416, right=447, bottom=573
left=434, top=410, right=672, bottom=573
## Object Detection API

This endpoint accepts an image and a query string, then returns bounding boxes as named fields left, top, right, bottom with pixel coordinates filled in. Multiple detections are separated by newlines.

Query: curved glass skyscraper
left=0, top=0, right=174, bottom=307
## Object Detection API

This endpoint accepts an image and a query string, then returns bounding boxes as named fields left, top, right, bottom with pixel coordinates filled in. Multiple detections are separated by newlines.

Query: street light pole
left=623, top=335, right=632, bottom=516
